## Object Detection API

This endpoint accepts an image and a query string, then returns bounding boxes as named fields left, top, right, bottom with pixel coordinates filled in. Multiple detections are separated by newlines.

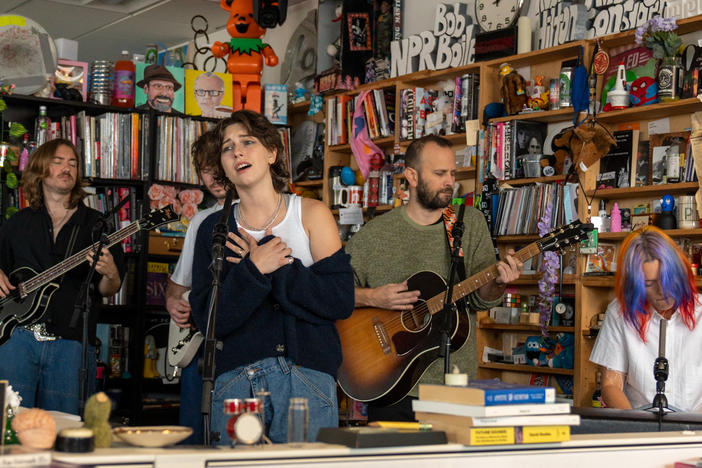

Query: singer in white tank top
left=234, top=194, right=314, bottom=267
left=189, top=111, right=354, bottom=445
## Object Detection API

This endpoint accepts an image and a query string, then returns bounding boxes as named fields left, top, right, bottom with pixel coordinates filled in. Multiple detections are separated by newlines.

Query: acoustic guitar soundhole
left=400, top=300, right=430, bottom=332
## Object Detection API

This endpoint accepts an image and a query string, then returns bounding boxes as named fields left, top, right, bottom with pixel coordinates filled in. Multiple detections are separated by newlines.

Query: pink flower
left=181, top=203, right=198, bottom=220
left=172, top=199, right=182, bottom=215
left=149, top=199, right=159, bottom=209
left=148, top=184, right=164, bottom=200
left=193, top=189, right=204, bottom=204
left=179, top=189, right=195, bottom=204
left=163, top=185, right=177, bottom=199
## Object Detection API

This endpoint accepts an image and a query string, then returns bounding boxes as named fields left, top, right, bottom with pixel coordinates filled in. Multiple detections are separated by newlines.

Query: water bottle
left=287, top=397, right=308, bottom=443
left=35, top=106, right=50, bottom=147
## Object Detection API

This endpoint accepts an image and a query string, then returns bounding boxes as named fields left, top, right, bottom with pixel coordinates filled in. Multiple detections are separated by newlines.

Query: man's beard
left=416, top=177, right=452, bottom=210
left=149, top=95, right=173, bottom=112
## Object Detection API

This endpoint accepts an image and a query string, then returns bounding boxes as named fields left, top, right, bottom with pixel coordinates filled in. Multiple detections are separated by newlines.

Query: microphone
left=658, top=318, right=667, bottom=359
left=452, top=198, right=466, bottom=239
left=211, top=190, right=234, bottom=263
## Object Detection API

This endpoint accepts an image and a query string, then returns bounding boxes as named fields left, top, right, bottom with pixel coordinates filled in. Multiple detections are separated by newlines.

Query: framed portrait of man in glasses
left=184, top=69, right=233, bottom=119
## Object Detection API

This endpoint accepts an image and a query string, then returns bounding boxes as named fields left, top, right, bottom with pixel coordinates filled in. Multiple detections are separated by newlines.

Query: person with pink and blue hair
left=590, top=226, right=702, bottom=411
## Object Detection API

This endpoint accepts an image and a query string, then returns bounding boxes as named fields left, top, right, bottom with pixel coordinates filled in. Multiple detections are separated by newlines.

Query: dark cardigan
left=190, top=211, right=354, bottom=379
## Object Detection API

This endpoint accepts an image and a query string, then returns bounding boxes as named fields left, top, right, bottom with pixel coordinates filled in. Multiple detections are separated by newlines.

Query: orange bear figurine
left=212, top=0, right=279, bottom=112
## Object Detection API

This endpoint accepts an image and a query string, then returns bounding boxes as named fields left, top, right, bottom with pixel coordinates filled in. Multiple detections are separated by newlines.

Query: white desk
left=50, top=431, right=702, bottom=468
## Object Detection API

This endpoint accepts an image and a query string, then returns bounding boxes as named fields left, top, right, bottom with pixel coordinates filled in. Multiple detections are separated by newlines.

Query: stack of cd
left=88, top=60, right=113, bottom=105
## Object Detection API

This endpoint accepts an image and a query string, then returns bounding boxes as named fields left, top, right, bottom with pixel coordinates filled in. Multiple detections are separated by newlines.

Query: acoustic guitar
left=0, top=206, right=178, bottom=345
left=336, top=220, right=593, bottom=406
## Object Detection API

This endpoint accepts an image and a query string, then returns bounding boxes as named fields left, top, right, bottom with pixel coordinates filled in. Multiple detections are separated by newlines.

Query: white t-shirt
left=590, top=297, right=702, bottom=412
left=170, top=202, right=223, bottom=288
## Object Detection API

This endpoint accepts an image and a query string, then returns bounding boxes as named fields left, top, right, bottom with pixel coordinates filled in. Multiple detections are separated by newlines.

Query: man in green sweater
left=346, top=134, right=523, bottom=421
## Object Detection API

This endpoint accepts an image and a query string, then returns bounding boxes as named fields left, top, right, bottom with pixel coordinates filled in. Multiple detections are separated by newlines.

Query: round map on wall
left=0, top=15, right=57, bottom=95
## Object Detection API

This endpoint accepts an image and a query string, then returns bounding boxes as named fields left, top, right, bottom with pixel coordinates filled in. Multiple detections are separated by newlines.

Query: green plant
left=635, top=16, right=683, bottom=59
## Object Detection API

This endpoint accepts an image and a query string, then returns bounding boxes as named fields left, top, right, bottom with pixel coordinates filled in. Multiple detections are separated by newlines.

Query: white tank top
left=235, top=194, right=314, bottom=267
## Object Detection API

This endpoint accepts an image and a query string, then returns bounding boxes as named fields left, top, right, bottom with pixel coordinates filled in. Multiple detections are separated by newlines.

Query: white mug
left=340, top=185, right=363, bottom=207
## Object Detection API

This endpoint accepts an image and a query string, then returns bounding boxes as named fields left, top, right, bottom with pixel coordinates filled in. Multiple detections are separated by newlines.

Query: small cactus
left=83, top=392, right=112, bottom=448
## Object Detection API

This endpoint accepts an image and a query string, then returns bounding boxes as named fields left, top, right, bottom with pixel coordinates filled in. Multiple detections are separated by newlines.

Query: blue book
left=418, top=379, right=556, bottom=406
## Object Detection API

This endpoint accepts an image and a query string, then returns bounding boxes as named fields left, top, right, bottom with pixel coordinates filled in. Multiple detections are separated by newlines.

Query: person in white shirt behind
left=165, top=130, right=228, bottom=444
left=590, top=225, right=702, bottom=411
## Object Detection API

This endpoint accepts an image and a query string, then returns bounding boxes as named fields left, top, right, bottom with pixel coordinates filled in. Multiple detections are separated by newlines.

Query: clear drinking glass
left=287, top=397, right=309, bottom=443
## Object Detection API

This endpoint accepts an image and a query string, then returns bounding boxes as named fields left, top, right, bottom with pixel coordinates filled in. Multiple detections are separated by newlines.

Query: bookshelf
left=0, top=94, right=215, bottom=424
left=319, top=13, right=702, bottom=408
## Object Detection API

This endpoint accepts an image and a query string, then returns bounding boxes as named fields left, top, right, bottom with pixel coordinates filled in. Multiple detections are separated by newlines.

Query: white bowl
left=113, top=426, right=192, bottom=447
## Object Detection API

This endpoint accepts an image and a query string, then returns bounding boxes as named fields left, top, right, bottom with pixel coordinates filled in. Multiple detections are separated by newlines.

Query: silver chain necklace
left=236, top=193, right=283, bottom=231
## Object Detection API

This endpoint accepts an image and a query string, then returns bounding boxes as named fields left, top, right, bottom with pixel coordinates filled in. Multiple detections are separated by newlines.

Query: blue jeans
left=0, top=328, right=95, bottom=415
left=179, top=352, right=203, bottom=445
left=211, top=356, right=337, bottom=444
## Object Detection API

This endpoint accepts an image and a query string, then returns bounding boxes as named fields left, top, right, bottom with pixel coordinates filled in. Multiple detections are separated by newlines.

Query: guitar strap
left=442, top=204, right=466, bottom=281
left=60, top=225, right=80, bottom=285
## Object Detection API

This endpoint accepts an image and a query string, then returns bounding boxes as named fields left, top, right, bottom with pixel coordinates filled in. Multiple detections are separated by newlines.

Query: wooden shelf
left=600, top=15, right=702, bottom=49
left=331, top=205, right=393, bottom=215
left=598, top=97, right=702, bottom=125
left=582, top=276, right=615, bottom=287
left=288, top=100, right=310, bottom=114
left=294, top=179, right=323, bottom=187
left=500, top=174, right=566, bottom=187
left=497, top=234, right=540, bottom=243
left=510, top=274, right=577, bottom=285
left=490, top=107, right=576, bottom=124
left=479, top=362, right=574, bottom=376
left=479, top=323, right=574, bottom=332
left=328, top=135, right=395, bottom=152
left=586, top=182, right=699, bottom=199
left=484, top=40, right=588, bottom=70
left=599, top=228, right=702, bottom=240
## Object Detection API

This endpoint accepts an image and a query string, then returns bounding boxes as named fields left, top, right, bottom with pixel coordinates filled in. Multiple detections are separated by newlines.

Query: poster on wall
left=184, top=69, right=233, bottom=118
left=135, top=62, right=185, bottom=114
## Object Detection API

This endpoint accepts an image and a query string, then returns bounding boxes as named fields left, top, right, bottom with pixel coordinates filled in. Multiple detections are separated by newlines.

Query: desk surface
left=50, top=431, right=702, bottom=468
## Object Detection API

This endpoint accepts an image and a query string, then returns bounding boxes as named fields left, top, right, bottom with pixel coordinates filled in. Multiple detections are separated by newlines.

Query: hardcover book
left=597, top=130, right=637, bottom=189
left=264, top=84, right=288, bottom=125
left=419, top=380, right=556, bottom=406
left=649, top=131, right=690, bottom=185
left=414, top=411, right=580, bottom=428
left=584, top=242, right=617, bottom=274
left=426, top=422, right=570, bottom=445
left=411, top=399, right=571, bottom=417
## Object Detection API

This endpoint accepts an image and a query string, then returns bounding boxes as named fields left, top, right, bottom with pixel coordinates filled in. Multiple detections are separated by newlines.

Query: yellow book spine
left=469, top=427, right=515, bottom=445
left=519, top=425, right=570, bottom=444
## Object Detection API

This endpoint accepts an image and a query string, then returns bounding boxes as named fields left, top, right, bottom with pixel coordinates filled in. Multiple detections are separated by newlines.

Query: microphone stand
left=440, top=200, right=466, bottom=377
left=74, top=194, right=130, bottom=417
left=201, top=190, right=234, bottom=446
left=641, top=318, right=678, bottom=431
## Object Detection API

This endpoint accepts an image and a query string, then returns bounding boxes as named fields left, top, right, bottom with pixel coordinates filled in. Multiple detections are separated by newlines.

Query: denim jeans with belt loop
left=211, top=356, right=338, bottom=444
left=0, top=328, right=95, bottom=415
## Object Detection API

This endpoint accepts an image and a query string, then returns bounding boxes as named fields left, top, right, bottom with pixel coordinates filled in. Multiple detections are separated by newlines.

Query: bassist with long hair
left=0, top=139, right=125, bottom=414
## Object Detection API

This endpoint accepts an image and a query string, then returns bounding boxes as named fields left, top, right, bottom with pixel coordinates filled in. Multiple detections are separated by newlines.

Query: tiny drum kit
left=224, top=398, right=264, bottom=445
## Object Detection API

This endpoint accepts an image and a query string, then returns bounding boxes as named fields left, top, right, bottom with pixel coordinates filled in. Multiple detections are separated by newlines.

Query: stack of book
left=412, top=379, right=579, bottom=446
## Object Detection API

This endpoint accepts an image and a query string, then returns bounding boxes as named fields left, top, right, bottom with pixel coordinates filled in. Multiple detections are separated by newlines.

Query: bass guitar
left=167, top=291, right=203, bottom=370
left=336, top=220, right=593, bottom=406
left=0, top=206, right=178, bottom=345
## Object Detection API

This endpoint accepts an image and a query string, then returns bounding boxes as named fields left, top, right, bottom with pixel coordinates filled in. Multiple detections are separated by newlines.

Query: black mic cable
left=211, top=190, right=234, bottom=266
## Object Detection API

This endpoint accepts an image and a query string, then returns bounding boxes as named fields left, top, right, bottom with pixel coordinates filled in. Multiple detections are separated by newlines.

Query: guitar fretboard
left=19, top=221, right=141, bottom=296
left=426, top=242, right=542, bottom=314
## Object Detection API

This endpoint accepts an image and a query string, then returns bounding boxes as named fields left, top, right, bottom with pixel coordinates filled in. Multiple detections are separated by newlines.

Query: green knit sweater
left=346, top=205, right=503, bottom=397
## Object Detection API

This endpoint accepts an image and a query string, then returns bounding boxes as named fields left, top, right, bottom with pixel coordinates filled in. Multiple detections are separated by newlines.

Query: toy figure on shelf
left=499, top=63, right=528, bottom=115
left=528, top=75, right=550, bottom=111
left=291, top=81, right=308, bottom=104
left=212, top=0, right=279, bottom=111
left=548, top=332, right=574, bottom=369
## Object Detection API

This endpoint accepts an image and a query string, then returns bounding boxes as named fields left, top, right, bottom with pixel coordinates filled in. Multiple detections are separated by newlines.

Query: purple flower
left=537, top=203, right=560, bottom=335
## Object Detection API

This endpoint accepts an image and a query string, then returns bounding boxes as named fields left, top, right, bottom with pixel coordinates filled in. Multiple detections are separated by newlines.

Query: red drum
left=223, top=398, right=245, bottom=415
left=244, top=398, right=262, bottom=414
